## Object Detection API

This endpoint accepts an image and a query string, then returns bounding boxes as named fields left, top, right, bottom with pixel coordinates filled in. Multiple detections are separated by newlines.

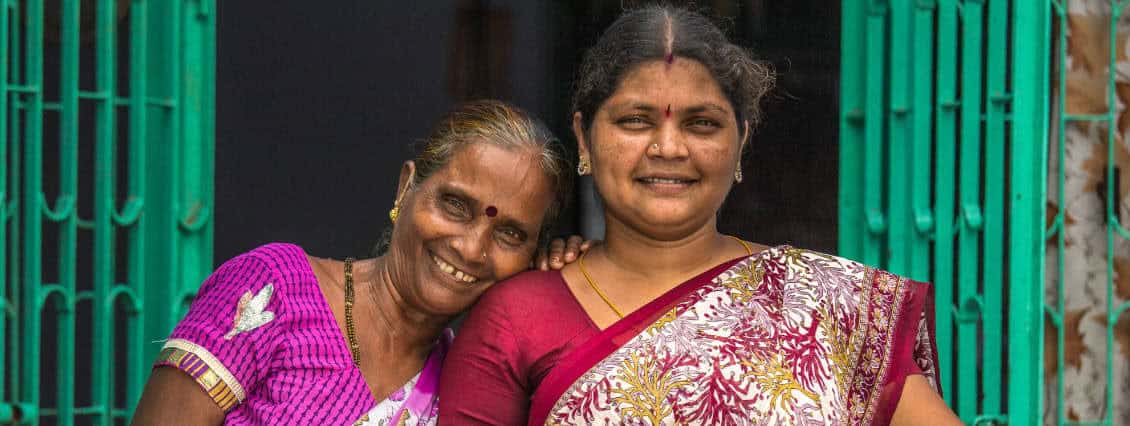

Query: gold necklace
left=344, top=257, right=362, bottom=367
left=578, top=251, right=625, bottom=318
left=577, top=236, right=754, bottom=319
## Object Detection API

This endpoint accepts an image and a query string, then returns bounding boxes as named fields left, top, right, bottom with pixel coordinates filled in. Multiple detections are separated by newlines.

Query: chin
left=637, top=210, right=697, bottom=227
left=419, top=294, right=475, bottom=316
left=418, top=279, right=487, bottom=315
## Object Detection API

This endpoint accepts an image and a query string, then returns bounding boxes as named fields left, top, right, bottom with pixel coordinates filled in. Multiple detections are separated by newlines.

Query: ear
left=573, top=111, right=591, bottom=160
left=395, top=160, right=417, bottom=203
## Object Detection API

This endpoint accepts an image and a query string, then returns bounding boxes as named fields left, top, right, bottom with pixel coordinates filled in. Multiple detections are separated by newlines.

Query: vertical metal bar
left=181, top=0, right=215, bottom=325
left=5, top=0, right=20, bottom=407
left=863, top=0, right=888, bottom=267
left=57, top=0, right=81, bottom=423
left=840, top=0, right=866, bottom=262
left=910, top=1, right=935, bottom=283
left=124, top=0, right=147, bottom=414
left=1007, top=0, right=1050, bottom=424
left=1052, top=2, right=1068, bottom=423
left=92, top=0, right=115, bottom=423
left=955, top=0, right=985, bottom=420
left=1104, top=5, right=1123, bottom=425
left=143, top=0, right=175, bottom=366
left=886, top=0, right=911, bottom=276
left=934, top=0, right=958, bottom=407
left=20, top=0, right=45, bottom=423
left=980, top=0, right=1008, bottom=417
left=0, top=0, right=10, bottom=411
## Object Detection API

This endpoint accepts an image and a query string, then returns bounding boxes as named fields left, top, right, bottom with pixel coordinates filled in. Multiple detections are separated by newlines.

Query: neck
left=361, top=256, right=451, bottom=359
left=598, top=215, right=730, bottom=282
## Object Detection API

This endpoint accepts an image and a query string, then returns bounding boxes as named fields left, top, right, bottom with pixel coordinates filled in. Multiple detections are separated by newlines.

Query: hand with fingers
left=536, top=235, right=600, bottom=270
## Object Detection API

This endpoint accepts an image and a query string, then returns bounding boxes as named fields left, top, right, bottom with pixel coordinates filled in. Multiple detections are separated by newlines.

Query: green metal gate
left=844, top=0, right=1130, bottom=424
left=1, top=0, right=215, bottom=424
left=839, top=0, right=1048, bottom=424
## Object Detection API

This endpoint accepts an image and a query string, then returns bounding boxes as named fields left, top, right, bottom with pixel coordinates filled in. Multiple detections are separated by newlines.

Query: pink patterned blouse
left=154, top=243, right=446, bottom=425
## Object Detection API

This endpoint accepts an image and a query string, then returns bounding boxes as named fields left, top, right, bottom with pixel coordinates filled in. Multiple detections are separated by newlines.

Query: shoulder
left=461, top=270, right=574, bottom=338
left=210, top=243, right=311, bottom=283
left=190, top=243, right=318, bottom=309
left=756, top=245, right=930, bottom=303
left=474, top=270, right=570, bottom=314
left=237, top=243, right=312, bottom=277
left=753, top=245, right=871, bottom=278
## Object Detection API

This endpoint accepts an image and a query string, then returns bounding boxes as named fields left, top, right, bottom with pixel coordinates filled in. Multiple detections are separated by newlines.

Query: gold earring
left=735, top=162, right=743, bottom=183
left=389, top=203, right=400, bottom=223
left=577, top=157, right=590, bottom=176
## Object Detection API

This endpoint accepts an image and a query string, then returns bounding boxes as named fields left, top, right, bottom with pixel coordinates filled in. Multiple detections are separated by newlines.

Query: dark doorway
left=213, top=0, right=840, bottom=263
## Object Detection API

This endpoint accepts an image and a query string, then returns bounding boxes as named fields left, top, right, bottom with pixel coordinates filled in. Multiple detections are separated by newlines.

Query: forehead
left=428, top=143, right=553, bottom=213
left=607, top=59, right=731, bottom=108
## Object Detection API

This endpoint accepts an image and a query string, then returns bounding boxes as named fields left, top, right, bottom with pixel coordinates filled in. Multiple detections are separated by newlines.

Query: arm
left=439, top=286, right=532, bottom=424
left=131, top=249, right=280, bottom=425
left=888, top=279, right=959, bottom=425
left=890, top=375, right=962, bottom=426
left=131, top=367, right=224, bottom=426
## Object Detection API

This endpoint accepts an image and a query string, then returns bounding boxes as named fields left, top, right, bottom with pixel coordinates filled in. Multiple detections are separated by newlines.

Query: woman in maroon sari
left=439, top=5, right=959, bottom=425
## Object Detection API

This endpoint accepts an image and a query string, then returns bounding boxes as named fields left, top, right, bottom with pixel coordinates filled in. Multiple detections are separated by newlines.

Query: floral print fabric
left=542, top=247, right=939, bottom=425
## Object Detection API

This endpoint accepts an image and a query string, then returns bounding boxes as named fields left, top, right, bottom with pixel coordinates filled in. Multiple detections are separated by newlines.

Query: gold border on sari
left=157, top=338, right=247, bottom=412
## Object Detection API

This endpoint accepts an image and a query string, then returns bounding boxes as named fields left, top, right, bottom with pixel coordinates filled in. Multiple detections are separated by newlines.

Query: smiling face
left=386, top=142, right=555, bottom=315
left=575, top=58, right=747, bottom=241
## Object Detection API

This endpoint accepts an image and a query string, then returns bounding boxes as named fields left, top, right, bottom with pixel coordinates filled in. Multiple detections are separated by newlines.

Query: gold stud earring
left=389, top=203, right=400, bottom=223
left=577, top=157, right=591, bottom=176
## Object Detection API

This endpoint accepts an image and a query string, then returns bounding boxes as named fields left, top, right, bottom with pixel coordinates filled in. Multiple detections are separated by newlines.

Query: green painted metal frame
left=1041, top=1, right=1130, bottom=425
left=840, top=0, right=1050, bottom=423
left=1, top=0, right=215, bottom=424
left=1009, top=1, right=1050, bottom=425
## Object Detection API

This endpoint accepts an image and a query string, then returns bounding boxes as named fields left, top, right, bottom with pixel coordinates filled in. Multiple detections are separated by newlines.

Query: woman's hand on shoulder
left=536, top=235, right=599, bottom=270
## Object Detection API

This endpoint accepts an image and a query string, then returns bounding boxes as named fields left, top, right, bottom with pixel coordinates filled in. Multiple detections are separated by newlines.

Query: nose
left=451, top=223, right=491, bottom=267
left=649, top=121, right=689, bottom=160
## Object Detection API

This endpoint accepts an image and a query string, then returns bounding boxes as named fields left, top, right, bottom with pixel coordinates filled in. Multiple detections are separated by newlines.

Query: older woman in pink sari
left=439, top=6, right=959, bottom=425
left=131, top=101, right=590, bottom=425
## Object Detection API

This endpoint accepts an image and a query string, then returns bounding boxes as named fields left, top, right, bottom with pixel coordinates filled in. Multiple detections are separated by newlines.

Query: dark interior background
left=213, top=0, right=841, bottom=263
left=28, top=1, right=839, bottom=419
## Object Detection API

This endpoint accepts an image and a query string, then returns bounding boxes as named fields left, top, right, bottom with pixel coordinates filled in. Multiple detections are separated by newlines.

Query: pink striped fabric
left=157, top=243, right=414, bottom=424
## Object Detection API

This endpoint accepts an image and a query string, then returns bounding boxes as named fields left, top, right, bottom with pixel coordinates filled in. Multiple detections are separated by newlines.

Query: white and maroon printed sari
left=528, top=246, right=941, bottom=425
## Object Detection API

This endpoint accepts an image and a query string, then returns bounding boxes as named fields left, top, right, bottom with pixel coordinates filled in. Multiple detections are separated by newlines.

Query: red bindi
left=665, top=104, right=672, bottom=118
left=666, top=52, right=674, bottom=65
left=485, top=206, right=498, bottom=217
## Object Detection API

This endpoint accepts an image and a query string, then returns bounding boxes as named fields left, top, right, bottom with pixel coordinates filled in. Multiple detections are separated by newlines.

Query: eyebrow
left=684, top=103, right=731, bottom=115
left=606, top=101, right=658, bottom=112
left=606, top=101, right=731, bottom=115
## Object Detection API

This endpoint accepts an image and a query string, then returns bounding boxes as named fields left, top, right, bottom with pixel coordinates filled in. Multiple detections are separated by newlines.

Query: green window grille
left=839, top=0, right=1047, bottom=424
left=1043, top=1, right=1129, bottom=425
left=843, top=0, right=1129, bottom=424
left=1, top=0, right=215, bottom=424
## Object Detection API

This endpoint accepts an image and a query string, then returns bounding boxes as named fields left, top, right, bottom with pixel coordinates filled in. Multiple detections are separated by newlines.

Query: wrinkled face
left=576, top=59, right=745, bottom=241
left=388, top=143, right=555, bottom=315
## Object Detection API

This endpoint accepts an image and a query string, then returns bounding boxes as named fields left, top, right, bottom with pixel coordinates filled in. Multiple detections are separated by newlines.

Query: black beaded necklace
left=343, top=258, right=361, bottom=367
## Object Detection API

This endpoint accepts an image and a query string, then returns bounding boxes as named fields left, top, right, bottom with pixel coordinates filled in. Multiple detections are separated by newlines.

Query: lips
left=431, top=253, right=480, bottom=284
left=636, top=177, right=696, bottom=184
left=635, top=173, right=699, bottom=190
